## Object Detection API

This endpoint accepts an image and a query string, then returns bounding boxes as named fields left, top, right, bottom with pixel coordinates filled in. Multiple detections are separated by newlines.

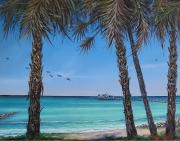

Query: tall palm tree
left=153, top=0, right=180, bottom=139
left=0, top=0, right=74, bottom=139
left=125, top=0, right=157, bottom=136
left=127, top=26, right=157, bottom=136
left=74, top=0, right=137, bottom=138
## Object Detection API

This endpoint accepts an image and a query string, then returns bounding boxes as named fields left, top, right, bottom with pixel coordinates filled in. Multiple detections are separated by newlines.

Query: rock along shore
left=0, top=112, right=17, bottom=120
left=137, top=118, right=180, bottom=128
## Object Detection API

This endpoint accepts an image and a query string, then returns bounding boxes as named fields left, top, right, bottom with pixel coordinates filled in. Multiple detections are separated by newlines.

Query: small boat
left=97, top=93, right=116, bottom=100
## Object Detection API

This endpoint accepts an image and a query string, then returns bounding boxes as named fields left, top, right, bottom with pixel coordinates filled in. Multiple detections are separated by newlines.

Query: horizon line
left=0, top=95, right=176, bottom=97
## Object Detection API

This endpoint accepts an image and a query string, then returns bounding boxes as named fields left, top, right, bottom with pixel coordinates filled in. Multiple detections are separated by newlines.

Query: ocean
left=0, top=96, right=180, bottom=137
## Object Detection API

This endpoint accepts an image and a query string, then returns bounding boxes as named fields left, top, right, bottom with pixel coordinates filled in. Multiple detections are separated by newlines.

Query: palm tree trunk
left=27, top=32, right=43, bottom=139
left=116, top=41, right=137, bottom=138
left=165, top=25, right=177, bottom=140
left=127, top=27, right=157, bottom=136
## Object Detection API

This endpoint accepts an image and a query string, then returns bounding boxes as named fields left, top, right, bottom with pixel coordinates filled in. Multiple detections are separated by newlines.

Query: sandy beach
left=42, top=127, right=166, bottom=140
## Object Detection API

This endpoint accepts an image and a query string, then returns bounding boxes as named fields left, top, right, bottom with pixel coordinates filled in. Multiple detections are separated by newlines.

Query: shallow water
left=0, top=96, right=180, bottom=136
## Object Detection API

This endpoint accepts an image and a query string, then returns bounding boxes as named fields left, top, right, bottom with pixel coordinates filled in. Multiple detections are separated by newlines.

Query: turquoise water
left=0, top=96, right=180, bottom=136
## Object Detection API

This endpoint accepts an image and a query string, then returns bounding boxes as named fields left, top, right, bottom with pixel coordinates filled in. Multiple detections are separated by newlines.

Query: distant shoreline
left=0, top=95, right=178, bottom=97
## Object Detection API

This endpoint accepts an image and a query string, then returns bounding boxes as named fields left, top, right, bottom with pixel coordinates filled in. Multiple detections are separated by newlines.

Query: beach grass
left=0, top=134, right=64, bottom=141
left=0, top=136, right=150, bottom=141
left=158, top=126, right=180, bottom=139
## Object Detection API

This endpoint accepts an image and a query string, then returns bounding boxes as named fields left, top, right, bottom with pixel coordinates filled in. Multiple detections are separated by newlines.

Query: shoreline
left=39, top=124, right=166, bottom=140
left=0, top=125, right=175, bottom=140
left=0, top=127, right=167, bottom=140
left=0, top=113, right=180, bottom=140
left=46, top=127, right=163, bottom=140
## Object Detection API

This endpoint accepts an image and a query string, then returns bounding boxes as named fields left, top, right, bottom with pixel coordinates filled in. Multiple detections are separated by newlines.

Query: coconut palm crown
left=0, top=0, right=75, bottom=38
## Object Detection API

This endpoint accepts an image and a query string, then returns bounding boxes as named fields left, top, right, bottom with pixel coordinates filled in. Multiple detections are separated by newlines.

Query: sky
left=0, top=28, right=179, bottom=96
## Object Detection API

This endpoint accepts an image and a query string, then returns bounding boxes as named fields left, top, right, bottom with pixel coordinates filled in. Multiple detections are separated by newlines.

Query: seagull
left=57, top=74, right=62, bottom=77
left=49, top=74, right=53, bottom=78
left=5, top=57, right=9, bottom=60
left=46, top=71, right=51, bottom=73
left=66, top=78, right=71, bottom=81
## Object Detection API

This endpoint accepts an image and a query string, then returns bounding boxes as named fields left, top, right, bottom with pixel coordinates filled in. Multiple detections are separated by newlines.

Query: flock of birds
left=0, top=57, right=71, bottom=81
left=45, top=70, right=71, bottom=81
left=25, top=67, right=71, bottom=81
left=1, top=56, right=161, bottom=82
left=1, top=57, right=160, bottom=63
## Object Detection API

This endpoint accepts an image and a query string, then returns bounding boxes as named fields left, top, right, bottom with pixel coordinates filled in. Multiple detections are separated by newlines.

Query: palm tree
left=74, top=0, right=137, bottom=138
left=0, top=0, right=74, bottom=139
left=153, top=0, right=180, bottom=139
left=125, top=0, right=157, bottom=136
left=127, top=26, right=157, bottom=137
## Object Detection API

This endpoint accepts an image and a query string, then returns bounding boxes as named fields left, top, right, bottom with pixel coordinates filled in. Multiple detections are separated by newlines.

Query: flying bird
left=49, top=74, right=53, bottom=78
left=66, top=78, right=71, bottom=81
left=5, top=57, right=9, bottom=60
left=57, top=74, right=62, bottom=77
left=46, top=71, right=51, bottom=73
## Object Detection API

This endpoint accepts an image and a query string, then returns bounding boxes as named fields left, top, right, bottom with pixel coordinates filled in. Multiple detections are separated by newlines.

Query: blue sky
left=0, top=28, right=179, bottom=96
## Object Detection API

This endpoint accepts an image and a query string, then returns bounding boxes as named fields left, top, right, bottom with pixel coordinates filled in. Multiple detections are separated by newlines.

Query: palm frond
left=136, top=19, right=148, bottom=48
left=155, top=23, right=166, bottom=48
left=82, top=0, right=96, bottom=14
left=0, top=0, right=27, bottom=36
left=75, top=0, right=129, bottom=49
left=153, top=0, right=179, bottom=46
left=48, top=0, right=75, bottom=34
left=0, top=0, right=75, bottom=39
left=128, top=0, right=150, bottom=49
left=98, top=0, right=128, bottom=47
left=80, top=36, right=95, bottom=52
left=74, top=21, right=89, bottom=40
